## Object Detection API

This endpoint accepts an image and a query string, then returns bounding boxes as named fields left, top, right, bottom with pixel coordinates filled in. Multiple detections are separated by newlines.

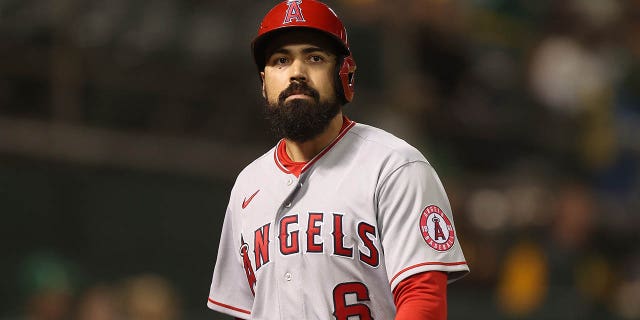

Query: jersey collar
left=274, top=116, right=355, bottom=176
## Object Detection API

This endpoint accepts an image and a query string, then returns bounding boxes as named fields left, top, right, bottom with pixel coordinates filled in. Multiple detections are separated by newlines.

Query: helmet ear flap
left=339, top=55, right=356, bottom=102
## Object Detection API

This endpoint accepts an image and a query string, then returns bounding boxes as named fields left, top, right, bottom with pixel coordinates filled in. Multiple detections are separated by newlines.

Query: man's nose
left=289, top=59, right=307, bottom=83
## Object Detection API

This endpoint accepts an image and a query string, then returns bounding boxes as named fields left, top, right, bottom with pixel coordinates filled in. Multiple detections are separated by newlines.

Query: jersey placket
left=273, top=172, right=307, bottom=319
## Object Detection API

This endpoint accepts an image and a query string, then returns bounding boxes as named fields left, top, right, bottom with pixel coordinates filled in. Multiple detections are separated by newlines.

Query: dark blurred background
left=1, top=0, right=639, bottom=319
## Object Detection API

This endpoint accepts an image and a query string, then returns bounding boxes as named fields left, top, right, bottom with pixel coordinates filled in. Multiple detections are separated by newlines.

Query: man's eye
left=310, top=55, right=323, bottom=62
left=277, top=57, right=288, bottom=64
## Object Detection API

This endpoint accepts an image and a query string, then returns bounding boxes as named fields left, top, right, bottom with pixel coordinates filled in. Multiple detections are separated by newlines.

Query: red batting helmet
left=252, top=0, right=357, bottom=102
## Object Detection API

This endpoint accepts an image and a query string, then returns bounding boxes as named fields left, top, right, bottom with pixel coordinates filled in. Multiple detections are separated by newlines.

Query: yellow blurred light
left=497, top=241, right=548, bottom=316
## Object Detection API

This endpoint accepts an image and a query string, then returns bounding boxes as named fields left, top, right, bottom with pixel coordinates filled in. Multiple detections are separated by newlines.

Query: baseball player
left=207, top=1, right=469, bottom=319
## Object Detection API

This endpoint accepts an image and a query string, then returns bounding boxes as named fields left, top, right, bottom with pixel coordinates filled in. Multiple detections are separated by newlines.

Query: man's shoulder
left=237, top=145, right=276, bottom=176
left=228, top=145, right=278, bottom=192
left=348, top=122, right=428, bottom=164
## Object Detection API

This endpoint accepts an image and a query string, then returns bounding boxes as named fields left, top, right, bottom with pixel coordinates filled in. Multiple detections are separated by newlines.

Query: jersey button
left=284, top=202, right=292, bottom=208
left=286, top=177, right=293, bottom=186
left=284, top=272, right=292, bottom=281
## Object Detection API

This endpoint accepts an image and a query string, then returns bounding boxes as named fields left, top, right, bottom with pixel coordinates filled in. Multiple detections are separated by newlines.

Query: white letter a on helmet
left=283, top=0, right=305, bottom=24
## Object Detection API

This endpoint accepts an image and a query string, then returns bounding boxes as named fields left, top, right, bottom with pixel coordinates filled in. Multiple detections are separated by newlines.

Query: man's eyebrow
left=302, top=46, right=330, bottom=54
left=270, top=48, right=291, bottom=56
left=269, top=46, right=332, bottom=56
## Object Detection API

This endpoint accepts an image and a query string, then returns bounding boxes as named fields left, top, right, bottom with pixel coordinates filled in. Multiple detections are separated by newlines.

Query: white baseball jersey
left=207, top=118, right=469, bottom=319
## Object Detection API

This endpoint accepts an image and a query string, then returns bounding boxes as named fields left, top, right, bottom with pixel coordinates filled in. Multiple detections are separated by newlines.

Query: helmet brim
left=252, top=26, right=350, bottom=71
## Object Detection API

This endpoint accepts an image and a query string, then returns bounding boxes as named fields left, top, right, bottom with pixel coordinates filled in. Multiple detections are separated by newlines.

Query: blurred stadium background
left=1, top=0, right=639, bottom=319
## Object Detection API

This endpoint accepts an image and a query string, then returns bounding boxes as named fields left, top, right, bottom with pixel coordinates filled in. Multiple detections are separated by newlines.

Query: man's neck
left=284, top=113, right=344, bottom=162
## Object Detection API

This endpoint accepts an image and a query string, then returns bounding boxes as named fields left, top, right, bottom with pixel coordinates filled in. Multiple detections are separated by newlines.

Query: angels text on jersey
left=240, top=211, right=380, bottom=294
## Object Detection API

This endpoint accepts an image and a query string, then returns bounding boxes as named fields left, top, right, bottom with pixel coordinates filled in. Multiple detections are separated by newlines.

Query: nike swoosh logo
left=242, top=190, right=260, bottom=209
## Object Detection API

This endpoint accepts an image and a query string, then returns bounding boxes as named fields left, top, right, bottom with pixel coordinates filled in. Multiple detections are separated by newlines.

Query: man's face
left=261, top=29, right=342, bottom=142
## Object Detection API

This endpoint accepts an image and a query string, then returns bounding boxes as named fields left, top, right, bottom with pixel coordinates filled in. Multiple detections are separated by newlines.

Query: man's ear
left=260, top=71, right=266, bottom=99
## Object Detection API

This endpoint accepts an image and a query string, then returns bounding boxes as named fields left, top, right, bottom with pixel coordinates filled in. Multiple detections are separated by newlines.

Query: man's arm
left=393, top=271, right=447, bottom=320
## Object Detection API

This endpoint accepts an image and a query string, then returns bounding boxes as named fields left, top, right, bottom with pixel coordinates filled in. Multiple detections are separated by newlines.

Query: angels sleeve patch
left=419, top=205, right=455, bottom=251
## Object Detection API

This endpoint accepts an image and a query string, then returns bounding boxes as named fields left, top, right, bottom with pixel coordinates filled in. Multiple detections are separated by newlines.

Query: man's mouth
left=278, top=84, right=319, bottom=104
left=286, top=93, right=312, bottom=100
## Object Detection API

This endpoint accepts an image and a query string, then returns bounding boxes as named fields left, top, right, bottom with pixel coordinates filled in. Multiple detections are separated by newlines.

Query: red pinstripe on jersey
left=207, top=297, right=251, bottom=315
left=389, top=261, right=468, bottom=286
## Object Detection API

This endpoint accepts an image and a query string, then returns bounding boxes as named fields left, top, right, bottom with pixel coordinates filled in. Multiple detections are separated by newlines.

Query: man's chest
left=234, top=171, right=382, bottom=270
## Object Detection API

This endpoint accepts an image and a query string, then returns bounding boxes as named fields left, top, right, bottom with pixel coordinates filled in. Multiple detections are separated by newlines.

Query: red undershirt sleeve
left=393, top=271, right=448, bottom=320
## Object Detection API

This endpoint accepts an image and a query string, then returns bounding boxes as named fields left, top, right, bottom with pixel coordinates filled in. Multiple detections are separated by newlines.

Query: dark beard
left=263, top=82, right=341, bottom=143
